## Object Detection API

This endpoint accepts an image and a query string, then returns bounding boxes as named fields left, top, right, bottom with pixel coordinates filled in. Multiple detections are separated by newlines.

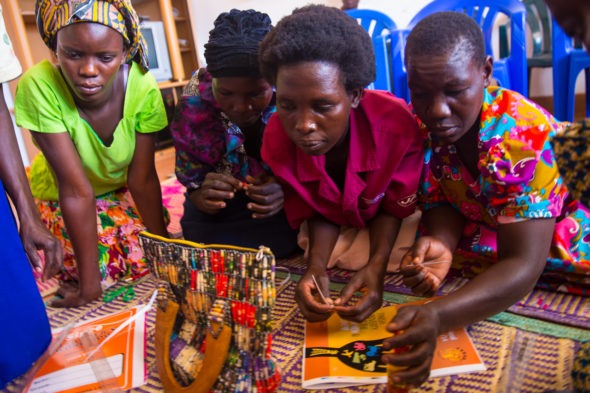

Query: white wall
left=357, top=0, right=432, bottom=27
left=189, top=1, right=340, bottom=67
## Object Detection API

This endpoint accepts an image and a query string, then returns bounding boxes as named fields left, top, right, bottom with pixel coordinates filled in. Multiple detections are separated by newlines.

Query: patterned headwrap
left=35, top=0, right=149, bottom=72
left=204, top=9, right=272, bottom=78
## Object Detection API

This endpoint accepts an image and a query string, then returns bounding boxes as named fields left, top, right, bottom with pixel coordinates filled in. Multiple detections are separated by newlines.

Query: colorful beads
left=139, top=234, right=279, bottom=392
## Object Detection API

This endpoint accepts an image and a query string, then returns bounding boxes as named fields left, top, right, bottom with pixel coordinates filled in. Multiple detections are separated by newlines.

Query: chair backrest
left=551, top=17, right=590, bottom=121
left=552, top=17, right=588, bottom=61
left=406, top=0, right=528, bottom=96
left=524, top=0, right=551, bottom=57
left=345, top=8, right=397, bottom=38
left=499, top=0, right=551, bottom=63
left=345, top=9, right=408, bottom=100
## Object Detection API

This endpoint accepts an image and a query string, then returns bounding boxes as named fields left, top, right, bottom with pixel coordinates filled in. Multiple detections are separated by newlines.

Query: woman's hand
left=189, top=172, right=243, bottom=214
left=399, top=236, right=453, bottom=297
left=381, top=304, right=440, bottom=388
left=20, top=218, right=62, bottom=282
left=50, top=280, right=102, bottom=308
left=332, top=263, right=385, bottom=322
left=244, top=174, right=284, bottom=219
left=295, top=266, right=335, bottom=322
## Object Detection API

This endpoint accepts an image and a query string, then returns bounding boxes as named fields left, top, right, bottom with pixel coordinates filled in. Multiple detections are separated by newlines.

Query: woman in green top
left=15, top=0, right=168, bottom=307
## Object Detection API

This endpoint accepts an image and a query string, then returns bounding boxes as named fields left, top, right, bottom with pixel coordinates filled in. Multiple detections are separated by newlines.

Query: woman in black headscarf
left=170, top=9, right=299, bottom=257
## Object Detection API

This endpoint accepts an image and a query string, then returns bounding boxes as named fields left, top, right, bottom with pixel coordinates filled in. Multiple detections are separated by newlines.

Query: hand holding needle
left=391, top=260, right=447, bottom=274
left=311, top=274, right=333, bottom=306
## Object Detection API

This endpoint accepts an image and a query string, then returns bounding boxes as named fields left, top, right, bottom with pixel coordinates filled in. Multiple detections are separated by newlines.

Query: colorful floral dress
left=420, top=86, right=590, bottom=295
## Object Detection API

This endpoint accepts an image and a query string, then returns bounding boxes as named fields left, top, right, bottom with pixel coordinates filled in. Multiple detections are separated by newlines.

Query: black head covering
left=204, top=9, right=272, bottom=77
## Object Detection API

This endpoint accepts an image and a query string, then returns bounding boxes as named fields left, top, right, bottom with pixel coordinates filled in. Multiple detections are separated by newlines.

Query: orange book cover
left=302, top=299, right=486, bottom=389
left=24, top=306, right=147, bottom=393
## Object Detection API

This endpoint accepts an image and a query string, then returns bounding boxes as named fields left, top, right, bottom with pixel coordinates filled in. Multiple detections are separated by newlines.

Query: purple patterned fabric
left=170, top=68, right=275, bottom=190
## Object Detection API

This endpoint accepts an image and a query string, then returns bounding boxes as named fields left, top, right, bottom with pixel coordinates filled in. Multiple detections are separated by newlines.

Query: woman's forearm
left=59, top=192, right=101, bottom=294
left=128, top=171, right=167, bottom=236
left=367, top=212, right=401, bottom=272
left=425, top=255, right=543, bottom=333
left=307, top=217, right=340, bottom=270
left=424, top=218, right=553, bottom=334
left=422, top=205, right=464, bottom=251
left=128, top=133, right=168, bottom=236
left=0, top=90, right=39, bottom=225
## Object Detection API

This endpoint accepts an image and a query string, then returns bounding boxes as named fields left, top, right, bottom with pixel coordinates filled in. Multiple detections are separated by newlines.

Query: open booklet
left=302, top=298, right=486, bottom=389
left=23, top=305, right=147, bottom=393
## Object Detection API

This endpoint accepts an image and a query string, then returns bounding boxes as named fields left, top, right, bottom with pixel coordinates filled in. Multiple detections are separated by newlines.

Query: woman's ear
left=350, top=88, right=363, bottom=108
left=483, top=55, right=493, bottom=86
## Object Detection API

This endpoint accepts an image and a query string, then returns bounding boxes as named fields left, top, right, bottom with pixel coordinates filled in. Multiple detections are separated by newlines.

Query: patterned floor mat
left=17, top=177, right=586, bottom=392
left=4, top=275, right=580, bottom=393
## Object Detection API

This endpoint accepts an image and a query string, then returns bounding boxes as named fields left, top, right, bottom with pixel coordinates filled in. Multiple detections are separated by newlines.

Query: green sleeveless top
left=15, top=60, right=167, bottom=200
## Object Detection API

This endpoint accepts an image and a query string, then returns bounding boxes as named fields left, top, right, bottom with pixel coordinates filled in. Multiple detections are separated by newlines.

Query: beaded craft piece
left=139, top=232, right=280, bottom=393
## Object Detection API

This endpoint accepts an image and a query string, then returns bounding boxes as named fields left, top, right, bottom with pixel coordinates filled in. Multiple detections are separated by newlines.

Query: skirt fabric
left=181, top=191, right=300, bottom=259
left=297, top=211, right=422, bottom=272
left=35, top=187, right=161, bottom=289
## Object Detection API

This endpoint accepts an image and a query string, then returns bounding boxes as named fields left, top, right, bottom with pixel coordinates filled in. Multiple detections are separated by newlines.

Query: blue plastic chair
left=551, top=18, right=590, bottom=122
left=345, top=9, right=408, bottom=100
left=406, top=0, right=528, bottom=97
left=499, top=0, right=552, bottom=96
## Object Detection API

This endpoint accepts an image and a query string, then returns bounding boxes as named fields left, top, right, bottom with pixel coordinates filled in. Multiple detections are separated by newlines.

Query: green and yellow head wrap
left=35, top=0, right=149, bottom=72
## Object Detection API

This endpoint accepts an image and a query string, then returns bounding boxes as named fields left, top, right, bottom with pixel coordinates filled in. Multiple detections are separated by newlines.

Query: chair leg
left=566, top=68, right=579, bottom=122
left=585, top=68, right=590, bottom=120
left=553, top=56, right=570, bottom=121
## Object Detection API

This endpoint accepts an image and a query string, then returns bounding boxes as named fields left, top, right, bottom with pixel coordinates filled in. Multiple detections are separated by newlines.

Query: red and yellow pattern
left=36, top=187, right=154, bottom=288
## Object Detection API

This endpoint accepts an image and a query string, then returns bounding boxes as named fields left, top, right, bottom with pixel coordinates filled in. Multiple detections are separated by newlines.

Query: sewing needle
left=391, top=260, right=446, bottom=274
left=311, top=274, right=330, bottom=305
